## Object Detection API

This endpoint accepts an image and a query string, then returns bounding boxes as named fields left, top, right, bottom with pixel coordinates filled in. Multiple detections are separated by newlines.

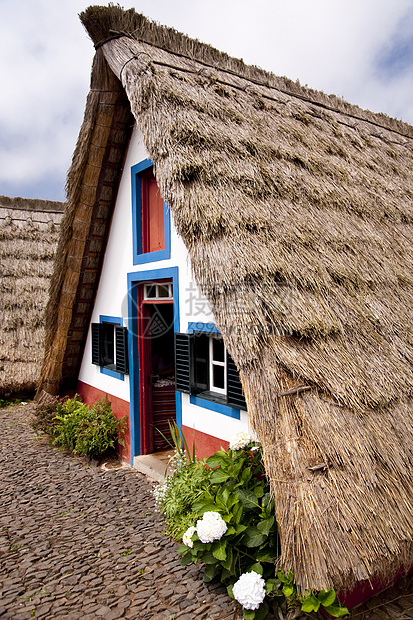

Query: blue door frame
left=127, top=266, right=181, bottom=463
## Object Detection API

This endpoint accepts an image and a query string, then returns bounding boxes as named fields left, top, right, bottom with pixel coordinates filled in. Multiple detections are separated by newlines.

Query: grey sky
left=1, top=0, right=413, bottom=202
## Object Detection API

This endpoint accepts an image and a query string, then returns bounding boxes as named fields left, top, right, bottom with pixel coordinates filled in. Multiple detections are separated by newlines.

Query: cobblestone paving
left=0, top=403, right=412, bottom=620
left=0, top=403, right=242, bottom=620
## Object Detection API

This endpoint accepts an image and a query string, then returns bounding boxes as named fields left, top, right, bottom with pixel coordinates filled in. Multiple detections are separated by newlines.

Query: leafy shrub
left=154, top=458, right=212, bottom=540
left=52, top=395, right=126, bottom=457
left=154, top=430, right=349, bottom=619
left=32, top=394, right=126, bottom=458
left=153, top=421, right=212, bottom=540
left=31, top=398, right=62, bottom=435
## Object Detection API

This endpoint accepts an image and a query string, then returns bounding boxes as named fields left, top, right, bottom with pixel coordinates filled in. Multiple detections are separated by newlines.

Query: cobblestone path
left=1, top=403, right=412, bottom=620
left=0, top=403, right=242, bottom=619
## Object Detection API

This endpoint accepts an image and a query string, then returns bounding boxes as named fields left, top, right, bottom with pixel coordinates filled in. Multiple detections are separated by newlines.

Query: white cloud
left=1, top=0, right=413, bottom=200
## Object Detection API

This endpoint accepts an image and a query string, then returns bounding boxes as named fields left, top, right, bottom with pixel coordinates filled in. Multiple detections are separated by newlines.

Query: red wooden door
left=137, top=282, right=175, bottom=454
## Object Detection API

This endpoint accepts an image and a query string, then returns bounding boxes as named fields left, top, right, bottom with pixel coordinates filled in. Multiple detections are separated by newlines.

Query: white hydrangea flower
left=196, top=511, right=227, bottom=543
left=232, top=571, right=266, bottom=610
left=182, top=526, right=196, bottom=548
left=229, top=431, right=255, bottom=451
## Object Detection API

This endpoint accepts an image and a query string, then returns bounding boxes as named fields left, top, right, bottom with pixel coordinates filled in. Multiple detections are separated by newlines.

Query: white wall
left=78, top=124, right=250, bottom=443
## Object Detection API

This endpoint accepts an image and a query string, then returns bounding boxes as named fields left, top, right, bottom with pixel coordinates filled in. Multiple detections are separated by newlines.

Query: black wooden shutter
left=91, top=323, right=101, bottom=365
left=115, top=326, right=129, bottom=375
left=227, top=354, right=247, bottom=410
left=175, top=333, right=193, bottom=394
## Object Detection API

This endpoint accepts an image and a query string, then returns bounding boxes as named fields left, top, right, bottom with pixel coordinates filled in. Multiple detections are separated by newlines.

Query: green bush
left=52, top=395, right=126, bottom=457
left=154, top=430, right=349, bottom=620
left=32, top=394, right=126, bottom=458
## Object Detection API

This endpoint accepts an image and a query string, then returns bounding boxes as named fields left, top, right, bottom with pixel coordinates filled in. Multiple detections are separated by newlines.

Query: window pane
left=145, top=284, right=156, bottom=298
left=158, top=284, right=170, bottom=298
left=101, top=323, right=115, bottom=366
left=212, top=365, right=225, bottom=390
left=212, top=337, right=225, bottom=362
left=195, top=334, right=209, bottom=390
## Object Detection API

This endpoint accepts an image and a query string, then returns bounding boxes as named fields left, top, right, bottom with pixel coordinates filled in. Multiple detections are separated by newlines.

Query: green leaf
left=257, top=516, right=275, bottom=536
left=300, top=594, right=320, bottom=613
left=222, top=545, right=233, bottom=570
left=249, top=563, right=263, bottom=575
left=234, top=523, right=248, bottom=535
left=278, top=570, right=294, bottom=584
left=221, top=486, right=230, bottom=505
left=242, top=527, right=267, bottom=547
left=323, top=602, right=349, bottom=617
left=242, top=609, right=256, bottom=620
left=318, top=588, right=336, bottom=608
left=265, top=578, right=281, bottom=594
left=203, top=563, right=219, bottom=582
left=236, top=488, right=259, bottom=509
left=200, top=551, right=218, bottom=564
left=180, top=551, right=194, bottom=566
left=227, top=584, right=234, bottom=599
left=212, top=539, right=227, bottom=561
left=210, top=469, right=231, bottom=483
left=254, top=602, right=269, bottom=620
left=240, top=466, right=252, bottom=484
left=192, top=500, right=219, bottom=514
left=177, top=544, right=188, bottom=554
left=282, top=584, right=295, bottom=598
left=233, top=503, right=244, bottom=524
left=227, top=493, right=239, bottom=510
left=206, top=454, right=227, bottom=469
left=253, top=483, right=265, bottom=498
left=255, top=548, right=277, bottom=562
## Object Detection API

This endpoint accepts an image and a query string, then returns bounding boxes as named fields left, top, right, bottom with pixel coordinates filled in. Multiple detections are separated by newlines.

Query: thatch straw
left=0, top=196, right=64, bottom=396
left=40, top=5, right=413, bottom=593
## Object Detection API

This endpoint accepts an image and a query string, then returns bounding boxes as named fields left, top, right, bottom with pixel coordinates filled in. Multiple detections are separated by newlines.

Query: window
left=174, top=328, right=247, bottom=411
left=91, top=316, right=128, bottom=379
left=131, top=159, right=171, bottom=265
left=143, top=282, right=173, bottom=300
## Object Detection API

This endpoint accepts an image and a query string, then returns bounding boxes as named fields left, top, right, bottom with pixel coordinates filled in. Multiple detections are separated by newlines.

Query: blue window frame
left=174, top=322, right=245, bottom=420
left=131, top=159, right=171, bottom=265
left=91, top=315, right=127, bottom=381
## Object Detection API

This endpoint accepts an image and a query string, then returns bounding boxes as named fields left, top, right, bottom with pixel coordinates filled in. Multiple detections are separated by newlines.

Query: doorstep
left=133, top=450, right=174, bottom=483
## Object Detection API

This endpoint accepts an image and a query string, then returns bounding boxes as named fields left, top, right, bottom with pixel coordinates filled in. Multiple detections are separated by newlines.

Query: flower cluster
left=229, top=431, right=256, bottom=451
left=196, top=511, right=227, bottom=543
left=182, top=526, right=196, bottom=548
left=152, top=479, right=171, bottom=509
left=233, top=571, right=266, bottom=610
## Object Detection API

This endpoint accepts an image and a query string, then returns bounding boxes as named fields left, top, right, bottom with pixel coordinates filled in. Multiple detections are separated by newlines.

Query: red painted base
left=338, top=564, right=412, bottom=609
left=77, top=381, right=131, bottom=462
left=182, top=426, right=229, bottom=460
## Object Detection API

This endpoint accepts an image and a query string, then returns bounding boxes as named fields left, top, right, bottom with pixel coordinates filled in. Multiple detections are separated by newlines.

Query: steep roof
left=0, top=195, right=64, bottom=396
left=38, top=5, right=413, bottom=593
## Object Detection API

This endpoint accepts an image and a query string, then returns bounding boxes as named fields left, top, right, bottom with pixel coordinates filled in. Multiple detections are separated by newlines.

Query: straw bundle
left=0, top=196, right=64, bottom=396
left=41, top=5, right=413, bottom=593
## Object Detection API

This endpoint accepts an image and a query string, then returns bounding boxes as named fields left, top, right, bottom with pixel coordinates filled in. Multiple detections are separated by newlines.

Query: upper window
left=131, top=159, right=171, bottom=265
left=91, top=316, right=128, bottom=380
left=143, top=282, right=173, bottom=301
left=174, top=325, right=247, bottom=411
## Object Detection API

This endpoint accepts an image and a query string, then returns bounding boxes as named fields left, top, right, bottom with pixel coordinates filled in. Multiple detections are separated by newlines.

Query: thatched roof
left=38, top=5, right=413, bottom=594
left=0, top=195, right=64, bottom=396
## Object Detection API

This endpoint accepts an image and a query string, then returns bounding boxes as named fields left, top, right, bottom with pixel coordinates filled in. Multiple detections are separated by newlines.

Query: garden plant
left=154, top=426, right=349, bottom=619
left=32, top=394, right=126, bottom=458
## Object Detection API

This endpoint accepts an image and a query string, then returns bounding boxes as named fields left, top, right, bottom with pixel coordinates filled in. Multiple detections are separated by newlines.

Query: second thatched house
left=0, top=195, right=64, bottom=396
left=38, top=5, right=413, bottom=602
